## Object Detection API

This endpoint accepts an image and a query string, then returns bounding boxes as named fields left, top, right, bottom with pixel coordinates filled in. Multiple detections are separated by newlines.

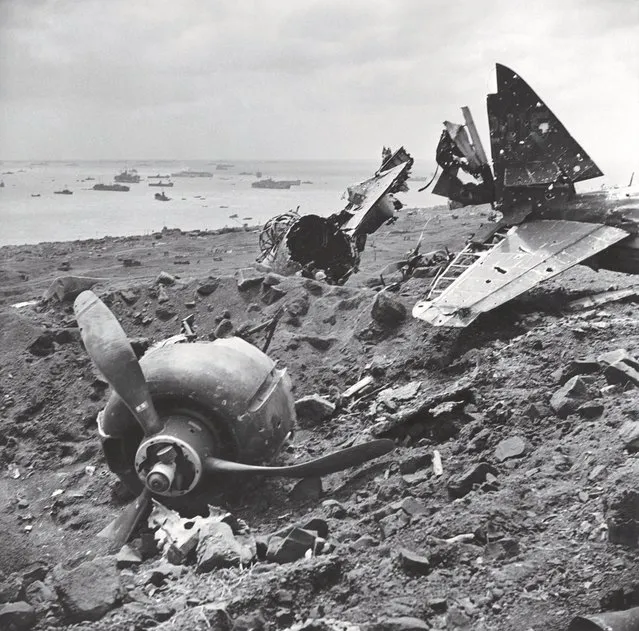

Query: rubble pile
left=2, top=219, right=639, bottom=631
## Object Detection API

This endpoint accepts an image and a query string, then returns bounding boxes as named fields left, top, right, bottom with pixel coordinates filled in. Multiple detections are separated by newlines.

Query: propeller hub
left=146, top=462, right=176, bottom=493
left=134, top=415, right=217, bottom=497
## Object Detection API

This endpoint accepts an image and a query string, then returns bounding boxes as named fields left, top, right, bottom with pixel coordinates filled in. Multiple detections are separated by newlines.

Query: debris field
left=2, top=208, right=639, bottom=631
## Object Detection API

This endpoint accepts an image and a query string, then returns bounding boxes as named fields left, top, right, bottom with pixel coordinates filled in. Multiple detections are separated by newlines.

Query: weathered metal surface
left=413, top=220, right=628, bottom=327
left=340, top=160, right=412, bottom=236
left=488, top=63, right=603, bottom=196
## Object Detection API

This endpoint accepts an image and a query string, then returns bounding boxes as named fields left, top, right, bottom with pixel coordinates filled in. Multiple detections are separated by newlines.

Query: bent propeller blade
left=74, top=290, right=163, bottom=436
left=97, top=488, right=152, bottom=551
left=205, top=439, right=395, bottom=478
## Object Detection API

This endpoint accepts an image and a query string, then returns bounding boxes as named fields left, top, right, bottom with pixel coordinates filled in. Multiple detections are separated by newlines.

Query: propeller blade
left=97, top=488, right=152, bottom=551
left=74, top=290, right=163, bottom=436
left=204, top=439, right=395, bottom=478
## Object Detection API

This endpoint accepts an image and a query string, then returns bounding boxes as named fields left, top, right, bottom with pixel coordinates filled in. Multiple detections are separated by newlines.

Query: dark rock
left=196, top=522, right=256, bottom=573
left=0, top=601, right=36, bottom=631
left=58, top=261, right=71, bottom=271
left=289, top=477, right=323, bottom=502
left=297, top=335, right=337, bottom=351
left=214, top=319, right=234, bottom=339
left=427, top=597, right=448, bottom=613
left=261, top=284, right=287, bottom=305
left=295, top=394, right=335, bottom=428
left=266, top=528, right=319, bottom=564
left=606, top=489, right=639, bottom=547
left=156, top=271, right=176, bottom=285
left=197, top=281, right=219, bottom=296
left=605, top=361, right=639, bottom=387
left=494, top=436, right=528, bottom=462
left=222, top=309, right=231, bottom=319
left=371, top=292, right=407, bottom=327
left=53, top=556, right=121, bottom=622
left=398, top=452, right=432, bottom=475
left=577, top=402, right=605, bottom=419
left=0, top=577, right=23, bottom=604
left=155, top=306, right=176, bottom=321
left=550, top=376, right=590, bottom=418
left=237, top=268, right=265, bottom=291
left=21, top=564, right=49, bottom=586
left=447, top=462, right=498, bottom=499
left=123, top=258, right=141, bottom=267
left=185, top=300, right=196, bottom=308
left=398, top=548, right=430, bottom=575
left=557, top=359, right=601, bottom=384
left=269, top=518, right=329, bottom=542
left=27, top=331, right=55, bottom=357
left=53, top=327, right=81, bottom=344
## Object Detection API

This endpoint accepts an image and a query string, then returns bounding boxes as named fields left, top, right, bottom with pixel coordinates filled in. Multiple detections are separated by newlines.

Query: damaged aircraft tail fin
left=487, top=63, right=603, bottom=200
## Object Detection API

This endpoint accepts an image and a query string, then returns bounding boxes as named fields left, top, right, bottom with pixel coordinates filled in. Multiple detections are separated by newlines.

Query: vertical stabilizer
left=487, top=64, right=603, bottom=202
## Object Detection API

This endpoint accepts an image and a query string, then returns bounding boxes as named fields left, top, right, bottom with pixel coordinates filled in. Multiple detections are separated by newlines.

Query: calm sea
left=0, top=159, right=438, bottom=246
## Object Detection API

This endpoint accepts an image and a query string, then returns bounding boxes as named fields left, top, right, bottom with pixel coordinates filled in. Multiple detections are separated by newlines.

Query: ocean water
left=0, top=159, right=438, bottom=246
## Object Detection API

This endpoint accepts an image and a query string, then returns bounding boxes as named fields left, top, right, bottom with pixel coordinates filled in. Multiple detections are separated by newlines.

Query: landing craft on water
left=412, top=63, right=639, bottom=327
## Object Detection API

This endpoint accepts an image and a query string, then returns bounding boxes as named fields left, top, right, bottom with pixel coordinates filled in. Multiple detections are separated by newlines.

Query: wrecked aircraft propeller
left=257, top=147, right=414, bottom=284
left=73, top=291, right=394, bottom=548
left=413, top=63, right=639, bottom=327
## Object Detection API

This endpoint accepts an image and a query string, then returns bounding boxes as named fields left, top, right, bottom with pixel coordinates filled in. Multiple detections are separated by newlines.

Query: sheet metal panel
left=341, top=162, right=411, bottom=235
left=413, top=220, right=629, bottom=327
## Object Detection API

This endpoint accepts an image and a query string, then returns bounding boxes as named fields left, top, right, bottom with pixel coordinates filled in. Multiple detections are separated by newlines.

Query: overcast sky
left=1, top=0, right=637, bottom=183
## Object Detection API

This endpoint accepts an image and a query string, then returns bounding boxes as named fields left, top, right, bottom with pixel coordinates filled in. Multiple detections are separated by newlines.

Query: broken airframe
left=257, top=148, right=414, bottom=284
left=413, top=63, right=639, bottom=327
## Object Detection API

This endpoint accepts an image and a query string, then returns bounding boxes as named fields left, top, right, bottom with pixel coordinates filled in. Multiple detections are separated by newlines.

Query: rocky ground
left=2, top=207, right=639, bottom=631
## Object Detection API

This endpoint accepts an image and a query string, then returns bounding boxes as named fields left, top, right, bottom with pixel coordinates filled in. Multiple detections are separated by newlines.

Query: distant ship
left=0, top=181, right=4, bottom=188
left=54, top=188, right=73, bottom=195
left=216, top=164, right=234, bottom=170
left=251, top=178, right=293, bottom=189
left=171, top=170, right=214, bottom=178
left=154, top=191, right=170, bottom=201
left=148, top=174, right=170, bottom=179
left=93, top=183, right=130, bottom=192
left=31, top=193, right=41, bottom=197
left=149, top=181, right=174, bottom=187
left=114, top=169, right=140, bottom=183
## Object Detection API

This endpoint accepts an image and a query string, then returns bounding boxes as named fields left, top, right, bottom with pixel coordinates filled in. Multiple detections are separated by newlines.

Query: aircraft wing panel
left=341, top=161, right=411, bottom=235
left=412, top=220, right=629, bottom=327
